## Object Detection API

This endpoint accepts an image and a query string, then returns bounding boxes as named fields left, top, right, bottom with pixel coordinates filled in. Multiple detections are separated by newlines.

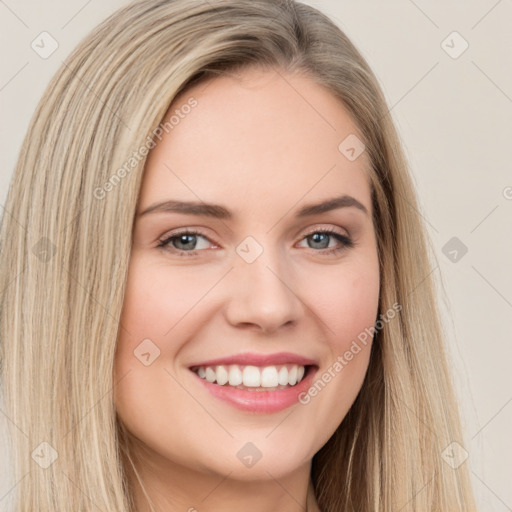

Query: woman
left=0, top=0, right=477, bottom=510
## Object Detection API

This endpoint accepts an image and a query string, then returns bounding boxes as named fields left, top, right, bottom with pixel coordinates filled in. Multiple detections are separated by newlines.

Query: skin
left=114, top=66, right=380, bottom=512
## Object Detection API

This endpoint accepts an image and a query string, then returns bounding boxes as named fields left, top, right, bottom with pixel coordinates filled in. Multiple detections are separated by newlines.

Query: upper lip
left=188, top=352, right=317, bottom=368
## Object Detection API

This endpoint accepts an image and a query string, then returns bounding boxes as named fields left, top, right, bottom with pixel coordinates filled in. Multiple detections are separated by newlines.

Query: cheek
left=292, top=274, right=379, bottom=445
left=113, top=259, right=187, bottom=457
left=303, top=255, right=380, bottom=350
left=117, top=254, right=215, bottom=348
left=113, top=254, right=223, bottom=435
left=297, top=253, right=380, bottom=412
left=114, top=257, right=179, bottom=420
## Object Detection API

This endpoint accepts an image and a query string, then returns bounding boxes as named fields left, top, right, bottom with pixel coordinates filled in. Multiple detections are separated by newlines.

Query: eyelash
left=157, top=228, right=355, bottom=257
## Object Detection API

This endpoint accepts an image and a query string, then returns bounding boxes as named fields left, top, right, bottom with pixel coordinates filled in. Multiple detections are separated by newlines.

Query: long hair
left=0, top=0, right=476, bottom=510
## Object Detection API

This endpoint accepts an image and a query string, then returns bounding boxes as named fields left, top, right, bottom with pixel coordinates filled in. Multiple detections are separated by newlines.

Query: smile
left=189, top=363, right=318, bottom=413
left=191, top=363, right=307, bottom=390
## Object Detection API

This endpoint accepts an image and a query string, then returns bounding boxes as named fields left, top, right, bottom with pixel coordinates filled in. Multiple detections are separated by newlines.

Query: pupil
left=310, top=233, right=329, bottom=249
left=176, top=234, right=195, bottom=250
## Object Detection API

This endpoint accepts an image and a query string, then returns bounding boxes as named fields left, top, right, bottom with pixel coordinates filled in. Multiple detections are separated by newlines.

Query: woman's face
left=114, top=67, right=380, bottom=482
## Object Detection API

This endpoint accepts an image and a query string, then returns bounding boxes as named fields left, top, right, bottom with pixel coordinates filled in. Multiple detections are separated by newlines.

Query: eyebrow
left=138, top=194, right=369, bottom=219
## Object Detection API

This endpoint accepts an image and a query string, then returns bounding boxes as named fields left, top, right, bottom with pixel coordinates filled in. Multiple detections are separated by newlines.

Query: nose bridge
left=224, top=237, right=303, bottom=332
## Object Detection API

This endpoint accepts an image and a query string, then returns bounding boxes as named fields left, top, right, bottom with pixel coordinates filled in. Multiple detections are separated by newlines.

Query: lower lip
left=191, top=366, right=318, bottom=413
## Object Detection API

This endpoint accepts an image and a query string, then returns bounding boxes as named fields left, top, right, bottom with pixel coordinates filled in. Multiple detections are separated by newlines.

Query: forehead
left=139, top=67, right=372, bottom=219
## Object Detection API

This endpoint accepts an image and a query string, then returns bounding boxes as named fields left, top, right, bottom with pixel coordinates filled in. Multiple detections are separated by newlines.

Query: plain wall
left=1, top=0, right=511, bottom=510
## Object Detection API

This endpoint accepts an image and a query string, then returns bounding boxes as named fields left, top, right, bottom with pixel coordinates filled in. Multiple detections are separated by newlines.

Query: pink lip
left=190, top=364, right=319, bottom=414
left=188, top=351, right=317, bottom=368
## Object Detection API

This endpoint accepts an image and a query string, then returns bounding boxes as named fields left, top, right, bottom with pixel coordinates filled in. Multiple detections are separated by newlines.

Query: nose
left=223, top=246, right=304, bottom=334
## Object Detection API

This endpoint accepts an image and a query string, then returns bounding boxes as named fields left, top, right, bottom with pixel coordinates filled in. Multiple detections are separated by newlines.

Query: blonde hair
left=0, top=0, right=476, bottom=510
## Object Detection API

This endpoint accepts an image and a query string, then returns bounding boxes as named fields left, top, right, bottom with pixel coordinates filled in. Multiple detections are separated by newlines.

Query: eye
left=297, top=228, right=354, bottom=255
left=157, top=227, right=355, bottom=257
left=157, top=229, right=216, bottom=256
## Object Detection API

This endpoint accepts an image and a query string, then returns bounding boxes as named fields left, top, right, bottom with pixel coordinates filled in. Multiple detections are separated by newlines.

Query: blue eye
left=298, top=229, right=354, bottom=255
left=157, top=229, right=212, bottom=255
left=157, top=228, right=354, bottom=257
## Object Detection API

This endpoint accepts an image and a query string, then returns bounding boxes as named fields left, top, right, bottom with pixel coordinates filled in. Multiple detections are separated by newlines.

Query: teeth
left=193, top=364, right=307, bottom=388
left=205, top=367, right=216, bottom=383
left=288, top=365, right=298, bottom=386
left=228, top=365, right=242, bottom=386
left=242, top=366, right=261, bottom=387
left=261, top=366, right=279, bottom=387
left=216, top=365, right=229, bottom=386
left=278, top=366, right=289, bottom=386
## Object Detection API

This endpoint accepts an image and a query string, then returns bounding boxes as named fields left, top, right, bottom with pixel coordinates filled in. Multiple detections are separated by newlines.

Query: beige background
left=1, top=1, right=511, bottom=510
